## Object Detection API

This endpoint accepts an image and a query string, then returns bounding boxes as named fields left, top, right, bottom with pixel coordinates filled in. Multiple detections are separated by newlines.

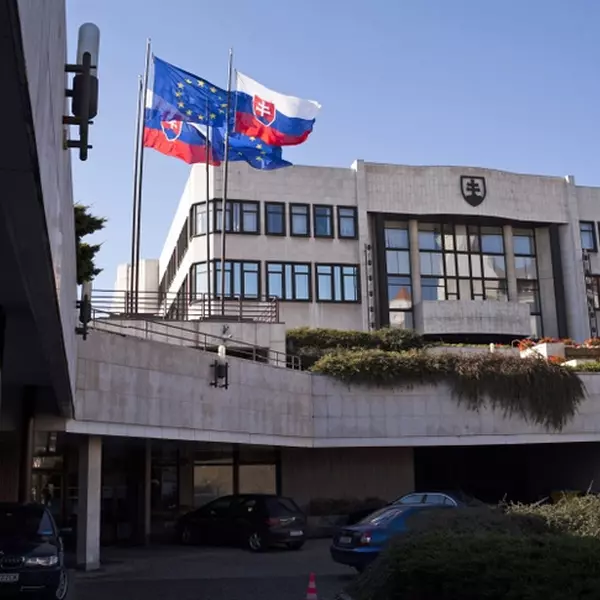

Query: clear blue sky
left=66, top=0, right=600, bottom=290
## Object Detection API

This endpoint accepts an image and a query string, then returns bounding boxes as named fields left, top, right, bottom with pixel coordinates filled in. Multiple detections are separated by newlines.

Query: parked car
left=347, top=490, right=482, bottom=524
left=331, top=504, right=439, bottom=571
left=176, top=494, right=306, bottom=552
left=0, top=503, right=69, bottom=599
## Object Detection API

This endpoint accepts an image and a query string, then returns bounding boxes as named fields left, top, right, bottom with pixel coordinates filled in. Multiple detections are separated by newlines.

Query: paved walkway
left=73, top=540, right=355, bottom=600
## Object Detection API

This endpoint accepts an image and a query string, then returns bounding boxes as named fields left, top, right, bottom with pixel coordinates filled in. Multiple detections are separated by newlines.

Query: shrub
left=584, top=338, right=600, bottom=347
left=347, top=531, right=600, bottom=600
left=311, top=350, right=585, bottom=431
left=507, top=494, right=600, bottom=538
left=571, top=361, right=600, bottom=372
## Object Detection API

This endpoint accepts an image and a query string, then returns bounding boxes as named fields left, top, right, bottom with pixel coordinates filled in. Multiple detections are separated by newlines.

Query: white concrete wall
left=420, top=300, right=532, bottom=336
left=37, top=330, right=600, bottom=448
left=17, top=0, right=77, bottom=391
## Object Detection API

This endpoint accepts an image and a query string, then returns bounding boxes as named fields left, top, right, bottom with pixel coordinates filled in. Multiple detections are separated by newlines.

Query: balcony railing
left=89, top=307, right=301, bottom=370
left=92, top=289, right=280, bottom=323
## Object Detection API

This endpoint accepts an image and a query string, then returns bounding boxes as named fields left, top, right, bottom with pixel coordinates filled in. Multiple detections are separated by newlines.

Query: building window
left=215, top=201, right=259, bottom=234
left=316, top=264, right=359, bottom=302
left=313, top=205, right=333, bottom=237
left=513, top=228, right=542, bottom=336
left=265, top=203, right=286, bottom=235
left=190, top=262, right=208, bottom=300
left=190, top=203, right=207, bottom=237
left=337, top=206, right=358, bottom=239
left=580, top=221, right=597, bottom=252
left=167, top=276, right=189, bottom=319
left=290, top=204, right=310, bottom=236
left=159, top=216, right=190, bottom=299
left=384, top=221, right=412, bottom=328
left=214, top=261, right=260, bottom=298
left=266, top=263, right=311, bottom=301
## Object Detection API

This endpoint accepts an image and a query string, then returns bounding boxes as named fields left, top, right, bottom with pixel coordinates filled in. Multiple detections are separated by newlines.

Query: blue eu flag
left=150, top=56, right=291, bottom=170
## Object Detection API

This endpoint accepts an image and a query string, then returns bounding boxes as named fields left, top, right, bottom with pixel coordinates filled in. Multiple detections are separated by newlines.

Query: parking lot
left=74, top=539, right=355, bottom=600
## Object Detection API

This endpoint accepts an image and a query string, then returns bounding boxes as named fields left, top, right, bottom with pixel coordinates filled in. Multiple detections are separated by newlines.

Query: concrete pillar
left=503, top=225, right=518, bottom=302
left=77, top=435, right=102, bottom=571
left=560, top=176, right=590, bottom=341
left=18, top=387, right=35, bottom=504
left=408, top=219, right=422, bottom=331
left=138, top=440, right=152, bottom=545
left=178, top=443, right=194, bottom=509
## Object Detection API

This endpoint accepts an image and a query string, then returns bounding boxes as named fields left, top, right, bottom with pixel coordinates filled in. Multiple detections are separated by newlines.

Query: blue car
left=330, top=504, right=439, bottom=572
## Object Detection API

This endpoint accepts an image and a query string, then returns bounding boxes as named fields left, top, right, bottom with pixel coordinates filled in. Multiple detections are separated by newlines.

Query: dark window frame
left=189, top=202, right=208, bottom=237
left=383, top=220, right=413, bottom=328
left=213, top=259, right=262, bottom=299
left=315, top=263, right=361, bottom=303
left=580, top=221, right=598, bottom=252
left=214, top=200, right=261, bottom=235
left=514, top=227, right=542, bottom=337
left=313, top=204, right=334, bottom=238
left=264, top=202, right=286, bottom=236
left=337, top=206, right=358, bottom=239
left=289, top=203, right=311, bottom=237
left=265, top=262, right=312, bottom=302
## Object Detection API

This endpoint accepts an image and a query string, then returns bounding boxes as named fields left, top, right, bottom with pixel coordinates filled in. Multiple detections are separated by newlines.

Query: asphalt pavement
left=73, top=540, right=356, bottom=600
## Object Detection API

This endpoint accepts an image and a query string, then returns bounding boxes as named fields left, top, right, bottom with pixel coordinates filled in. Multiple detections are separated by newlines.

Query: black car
left=0, top=503, right=69, bottom=599
left=176, top=494, right=306, bottom=552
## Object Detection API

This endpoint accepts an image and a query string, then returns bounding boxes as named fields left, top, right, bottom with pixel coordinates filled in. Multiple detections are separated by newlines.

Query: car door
left=228, top=497, right=260, bottom=544
left=188, top=497, right=234, bottom=544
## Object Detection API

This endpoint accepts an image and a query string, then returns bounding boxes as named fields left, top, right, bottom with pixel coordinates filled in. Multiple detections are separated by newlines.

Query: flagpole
left=133, top=37, right=152, bottom=313
left=219, top=48, right=233, bottom=316
left=205, top=102, right=212, bottom=317
left=128, top=74, right=143, bottom=314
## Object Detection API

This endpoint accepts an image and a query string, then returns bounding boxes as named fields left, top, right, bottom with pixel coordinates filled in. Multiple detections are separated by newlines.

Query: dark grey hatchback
left=0, top=503, right=68, bottom=599
left=176, top=494, right=306, bottom=552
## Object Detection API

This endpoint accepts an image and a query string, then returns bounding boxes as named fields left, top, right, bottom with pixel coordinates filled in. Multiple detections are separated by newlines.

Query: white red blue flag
left=235, top=72, right=321, bottom=146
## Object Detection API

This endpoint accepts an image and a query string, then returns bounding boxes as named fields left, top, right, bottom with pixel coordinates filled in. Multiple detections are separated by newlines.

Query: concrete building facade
left=123, top=161, right=600, bottom=343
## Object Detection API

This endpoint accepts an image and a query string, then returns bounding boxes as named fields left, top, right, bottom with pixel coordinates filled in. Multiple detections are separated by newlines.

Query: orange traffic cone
left=306, top=572, right=318, bottom=600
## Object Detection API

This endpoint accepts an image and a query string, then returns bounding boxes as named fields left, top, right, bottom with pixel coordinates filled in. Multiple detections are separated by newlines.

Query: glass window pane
left=470, top=255, right=482, bottom=278
left=443, top=225, right=455, bottom=251
left=333, top=266, right=343, bottom=301
left=484, top=280, right=508, bottom=301
left=472, top=279, right=483, bottom=296
left=339, top=208, right=356, bottom=237
left=315, top=207, right=332, bottom=236
left=239, top=465, right=276, bottom=495
left=267, top=269, right=283, bottom=298
left=317, top=267, right=332, bottom=300
left=459, top=278, right=471, bottom=298
left=384, top=224, right=409, bottom=249
left=445, top=254, right=456, bottom=277
left=193, top=465, right=233, bottom=507
left=447, top=278, right=458, bottom=295
left=517, top=280, right=540, bottom=313
left=266, top=205, right=284, bottom=234
left=291, top=206, right=308, bottom=235
left=421, top=277, right=445, bottom=301
left=294, top=270, right=310, bottom=300
left=483, top=255, right=506, bottom=278
left=418, top=226, right=442, bottom=250
left=455, top=230, right=469, bottom=251
left=194, top=204, right=206, bottom=235
left=514, top=230, right=535, bottom=256
left=457, top=254, right=470, bottom=276
left=243, top=204, right=258, bottom=232
left=386, top=250, right=410, bottom=274
left=388, top=276, right=412, bottom=309
left=420, top=252, right=443, bottom=276
left=481, top=232, right=504, bottom=254
left=389, top=310, right=413, bottom=329
left=243, top=264, right=259, bottom=298
left=194, top=263, right=207, bottom=297
left=342, top=267, right=358, bottom=301
left=515, top=256, right=537, bottom=279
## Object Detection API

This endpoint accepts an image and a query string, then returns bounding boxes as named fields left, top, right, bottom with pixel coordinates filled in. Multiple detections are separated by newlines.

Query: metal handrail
left=93, top=289, right=280, bottom=323
left=89, top=307, right=301, bottom=370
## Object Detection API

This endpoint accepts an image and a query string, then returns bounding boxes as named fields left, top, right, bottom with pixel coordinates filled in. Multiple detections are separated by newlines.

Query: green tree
left=74, top=204, right=106, bottom=285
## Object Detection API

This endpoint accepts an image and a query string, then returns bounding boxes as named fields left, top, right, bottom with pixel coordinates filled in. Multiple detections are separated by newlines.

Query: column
left=137, top=440, right=152, bottom=545
left=18, top=386, right=35, bottom=504
left=503, top=225, right=518, bottom=301
left=408, top=219, right=422, bottom=331
left=77, top=435, right=102, bottom=571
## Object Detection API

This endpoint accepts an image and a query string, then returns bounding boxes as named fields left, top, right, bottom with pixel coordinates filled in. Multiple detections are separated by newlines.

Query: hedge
left=347, top=531, right=600, bottom=600
left=311, top=349, right=585, bottom=431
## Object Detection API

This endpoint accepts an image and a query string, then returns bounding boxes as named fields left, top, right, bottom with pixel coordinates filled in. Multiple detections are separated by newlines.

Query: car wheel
left=180, top=525, right=194, bottom=545
left=287, top=541, right=304, bottom=551
left=247, top=531, right=264, bottom=552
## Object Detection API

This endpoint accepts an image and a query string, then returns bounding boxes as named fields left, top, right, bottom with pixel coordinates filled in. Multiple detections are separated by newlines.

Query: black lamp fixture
left=210, top=345, right=229, bottom=389
left=63, top=23, right=100, bottom=161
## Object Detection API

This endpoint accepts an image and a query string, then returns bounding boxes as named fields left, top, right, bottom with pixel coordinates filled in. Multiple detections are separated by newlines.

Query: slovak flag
left=235, top=72, right=321, bottom=146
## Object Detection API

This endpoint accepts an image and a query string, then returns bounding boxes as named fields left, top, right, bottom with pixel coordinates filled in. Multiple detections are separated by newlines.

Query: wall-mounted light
left=210, top=344, right=229, bottom=389
left=63, top=23, right=100, bottom=161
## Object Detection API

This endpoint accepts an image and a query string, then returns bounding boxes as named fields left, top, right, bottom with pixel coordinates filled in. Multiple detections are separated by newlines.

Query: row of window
left=189, top=261, right=361, bottom=303
left=190, top=200, right=359, bottom=239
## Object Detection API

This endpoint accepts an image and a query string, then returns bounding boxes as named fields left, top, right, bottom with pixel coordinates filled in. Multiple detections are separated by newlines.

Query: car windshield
left=359, top=507, right=408, bottom=527
left=0, top=506, right=52, bottom=540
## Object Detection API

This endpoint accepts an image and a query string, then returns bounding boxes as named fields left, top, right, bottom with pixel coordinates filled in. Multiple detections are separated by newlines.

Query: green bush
left=570, top=361, right=600, bottom=372
left=311, top=350, right=585, bottom=431
left=507, top=494, right=600, bottom=538
left=348, top=532, right=600, bottom=600
left=306, top=496, right=387, bottom=517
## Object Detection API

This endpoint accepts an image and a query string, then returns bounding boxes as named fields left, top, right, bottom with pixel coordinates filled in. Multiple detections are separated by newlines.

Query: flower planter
left=565, top=346, right=600, bottom=360
left=520, top=342, right=565, bottom=360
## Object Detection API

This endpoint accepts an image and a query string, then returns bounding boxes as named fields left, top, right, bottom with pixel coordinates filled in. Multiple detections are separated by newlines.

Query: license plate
left=289, top=530, right=303, bottom=537
left=0, top=574, right=19, bottom=583
left=339, top=536, right=352, bottom=545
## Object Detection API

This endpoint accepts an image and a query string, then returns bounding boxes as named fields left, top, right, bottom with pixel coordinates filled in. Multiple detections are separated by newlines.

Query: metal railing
left=93, top=289, right=280, bottom=323
left=88, top=307, right=301, bottom=370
